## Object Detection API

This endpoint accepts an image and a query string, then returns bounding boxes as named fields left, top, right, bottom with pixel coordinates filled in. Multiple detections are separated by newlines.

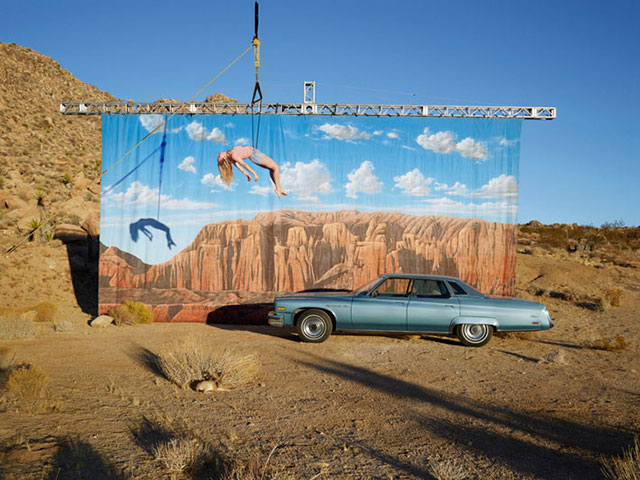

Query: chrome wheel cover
left=461, top=324, right=489, bottom=343
left=301, top=314, right=327, bottom=339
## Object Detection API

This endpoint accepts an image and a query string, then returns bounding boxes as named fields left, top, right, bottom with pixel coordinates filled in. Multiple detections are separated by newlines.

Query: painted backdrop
left=99, top=114, right=522, bottom=322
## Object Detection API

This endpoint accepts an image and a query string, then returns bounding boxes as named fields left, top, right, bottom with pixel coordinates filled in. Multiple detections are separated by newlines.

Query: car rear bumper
left=268, top=311, right=284, bottom=327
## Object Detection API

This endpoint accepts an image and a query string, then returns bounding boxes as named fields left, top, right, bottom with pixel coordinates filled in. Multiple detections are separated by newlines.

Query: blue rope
left=156, top=122, right=168, bottom=220
left=103, top=144, right=162, bottom=196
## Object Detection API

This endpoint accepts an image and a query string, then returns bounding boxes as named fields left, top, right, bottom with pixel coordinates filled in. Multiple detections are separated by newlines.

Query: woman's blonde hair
left=218, top=155, right=234, bottom=185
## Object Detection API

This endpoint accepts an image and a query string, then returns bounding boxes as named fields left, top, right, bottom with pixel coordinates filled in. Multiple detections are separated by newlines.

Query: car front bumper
left=268, top=311, right=284, bottom=327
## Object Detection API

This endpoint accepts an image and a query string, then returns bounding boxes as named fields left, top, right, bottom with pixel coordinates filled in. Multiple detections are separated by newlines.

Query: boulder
left=90, top=315, right=113, bottom=328
left=54, top=224, right=87, bottom=243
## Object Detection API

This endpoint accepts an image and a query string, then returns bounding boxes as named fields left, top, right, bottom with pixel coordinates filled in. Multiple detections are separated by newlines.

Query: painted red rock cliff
left=100, top=210, right=517, bottom=303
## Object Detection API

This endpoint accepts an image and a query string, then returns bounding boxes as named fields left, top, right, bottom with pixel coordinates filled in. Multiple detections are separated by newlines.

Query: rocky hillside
left=0, top=42, right=114, bottom=237
left=100, top=210, right=517, bottom=298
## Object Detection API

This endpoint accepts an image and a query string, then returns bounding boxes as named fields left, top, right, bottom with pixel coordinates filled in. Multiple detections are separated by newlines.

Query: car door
left=351, top=277, right=411, bottom=331
left=407, top=279, right=460, bottom=333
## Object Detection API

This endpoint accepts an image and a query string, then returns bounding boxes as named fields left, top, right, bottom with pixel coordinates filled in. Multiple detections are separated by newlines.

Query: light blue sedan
left=268, top=274, right=553, bottom=346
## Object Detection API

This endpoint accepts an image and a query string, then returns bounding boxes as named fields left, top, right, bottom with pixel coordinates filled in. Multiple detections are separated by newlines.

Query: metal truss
left=59, top=102, right=555, bottom=119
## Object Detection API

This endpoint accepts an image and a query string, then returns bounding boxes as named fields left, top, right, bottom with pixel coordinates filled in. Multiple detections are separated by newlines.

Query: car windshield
left=351, top=278, right=380, bottom=295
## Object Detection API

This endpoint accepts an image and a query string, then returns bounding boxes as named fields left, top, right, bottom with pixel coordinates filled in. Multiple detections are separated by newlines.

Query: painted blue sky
left=101, top=115, right=520, bottom=263
left=2, top=0, right=638, bottom=226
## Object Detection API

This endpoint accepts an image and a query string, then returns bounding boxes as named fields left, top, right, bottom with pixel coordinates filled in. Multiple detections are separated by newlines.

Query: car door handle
left=445, top=304, right=456, bottom=308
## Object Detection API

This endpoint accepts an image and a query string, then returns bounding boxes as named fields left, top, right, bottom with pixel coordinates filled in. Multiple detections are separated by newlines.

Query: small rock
left=195, top=380, right=216, bottom=393
left=90, top=315, right=113, bottom=328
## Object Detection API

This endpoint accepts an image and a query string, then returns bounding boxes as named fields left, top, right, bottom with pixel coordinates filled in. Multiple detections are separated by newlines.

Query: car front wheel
left=296, top=309, right=333, bottom=343
left=456, top=323, right=493, bottom=347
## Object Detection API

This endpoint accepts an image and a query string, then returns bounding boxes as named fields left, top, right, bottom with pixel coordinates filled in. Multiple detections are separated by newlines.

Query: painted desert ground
left=1, top=42, right=639, bottom=479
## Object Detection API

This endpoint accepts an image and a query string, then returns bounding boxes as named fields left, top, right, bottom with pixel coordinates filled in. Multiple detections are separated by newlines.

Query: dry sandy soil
left=0, top=244, right=639, bottom=479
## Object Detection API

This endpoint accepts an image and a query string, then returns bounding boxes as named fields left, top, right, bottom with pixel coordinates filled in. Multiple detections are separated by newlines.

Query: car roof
left=380, top=273, right=462, bottom=282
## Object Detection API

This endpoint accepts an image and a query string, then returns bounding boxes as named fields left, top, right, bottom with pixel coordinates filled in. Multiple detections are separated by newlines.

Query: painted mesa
left=99, top=210, right=517, bottom=322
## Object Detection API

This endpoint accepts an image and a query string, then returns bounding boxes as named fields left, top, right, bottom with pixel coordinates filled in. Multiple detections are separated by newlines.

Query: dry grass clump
left=109, top=300, right=153, bottom=325
left=428, top=458, right=466, bottom=480
left=604, top=288, right=623, bottom=308
left=0, top=346, right=16, bottom=371
left=0, top=315, right=36, bottom=340
left=6, top=364, right=57, bottom=413
left=153, top=437, right=207, bottom=473
left=53, top=320, right=73, bottom=333
left=582, top=331, right=628, bottom=353
left=30, top=301, right=58, bottom=322
left=601, top=436, right=640, bottom=480
left=155, top=338, right=258, bottom=390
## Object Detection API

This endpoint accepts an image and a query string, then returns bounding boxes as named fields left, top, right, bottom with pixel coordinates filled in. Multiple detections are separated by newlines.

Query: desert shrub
left=604, top=288, right=623, bottom=308
left=601, top=436, right=640, bottom=480
left=428, top=458, right=466, bottom=480
left=153, top=438, right=206, bottom=473
left=155, top=338, right=258, bottom=390
left=109, top=301, right=153, bottom=325
left=34, top=188, right=45, bottom=206
left=582, top=332, right=628, bottom=352
left=0, top=346, right=16, bottom=371
left=6, top=365, right=55, bottom=414
left=0, top=316, right=36, bottom=340
left=109, top=304, right=137, bottom=326
left=123, top=300, right=153, bottom=324
left=31, top=301, right=58, bottom=322
left=601, top=219, right=626, bottom=229
left=62, top=171, right=72, bottom=185
left=53, top=320, right=73, bottom=333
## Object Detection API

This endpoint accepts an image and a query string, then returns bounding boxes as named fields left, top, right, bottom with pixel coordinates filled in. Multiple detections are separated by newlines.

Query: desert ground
left=0, top=230, right=639, bottom=479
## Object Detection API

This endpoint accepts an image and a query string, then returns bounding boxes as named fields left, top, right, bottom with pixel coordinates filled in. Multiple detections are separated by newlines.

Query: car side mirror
left=370, top=290, right=378, bottom=298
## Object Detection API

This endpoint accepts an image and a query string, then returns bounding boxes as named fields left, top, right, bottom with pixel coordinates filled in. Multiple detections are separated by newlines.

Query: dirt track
left=1, top=292, right=639, bottom=479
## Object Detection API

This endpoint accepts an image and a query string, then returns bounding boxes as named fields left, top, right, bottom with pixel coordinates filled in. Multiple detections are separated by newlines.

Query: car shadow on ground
left=294, top=353, right=632, bottom=480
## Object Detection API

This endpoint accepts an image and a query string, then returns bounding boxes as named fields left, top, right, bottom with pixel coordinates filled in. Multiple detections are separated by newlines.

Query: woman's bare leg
left=258, top=155, right=288, bottom=199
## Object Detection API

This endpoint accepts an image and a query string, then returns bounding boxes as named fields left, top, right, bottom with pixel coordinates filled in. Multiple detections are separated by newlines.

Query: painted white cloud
left=435, top=181, right=470, bottom=196
left=186, top=121, right=227, bottom=143
left=416, top=128, right=456, bottom=154
left=434, top=174, right=518, bottom=200
left=318, top=123, right=371, bottom=141
left=234, top=137, right=250, bottom=146
left=345, top=161, right=383, bottom=199
left=416, top=128, right=489, bottom=161
left=474, top=174, right=518, bottom=199
left=455, top=137, right=489, bottom=161
left=387, top=131, right=399, bottom=139
left=393, top=168, right=433, bottom=196
left=500, top=138, right=517, bottom=147
left=373, top=130, right=384, bottom=136
left=422, top=197, right=517, bottom=218
left=201, top=173, right=233, bottom=191
left=267, top=159, right=332, bottom=202
left=139, top=115, right=182, bottom=134
left=178, top=156, right=196, bottom=174
left=402, top=145, right=416, bottom=151
left=107, top=181, right=215, bottom=210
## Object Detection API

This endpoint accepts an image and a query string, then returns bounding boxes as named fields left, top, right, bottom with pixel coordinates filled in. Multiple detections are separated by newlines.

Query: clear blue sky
left=2, top=0, right=639, bottom=226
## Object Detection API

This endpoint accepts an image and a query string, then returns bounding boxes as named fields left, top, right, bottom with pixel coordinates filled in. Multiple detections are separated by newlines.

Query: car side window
left=372, top=278, right=411, bottom=297
left=447, top=281, right=467, bottom=295
left=413, top=279, right=450, bottom=298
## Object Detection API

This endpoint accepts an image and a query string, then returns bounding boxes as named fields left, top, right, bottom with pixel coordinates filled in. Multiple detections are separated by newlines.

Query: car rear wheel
left=296, top=309, right=332, bottom=343
left=456, top=323, right=493, bottom=347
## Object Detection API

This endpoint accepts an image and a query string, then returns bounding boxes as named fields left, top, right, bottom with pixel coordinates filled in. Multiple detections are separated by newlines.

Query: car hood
left=276, top=290, right=354, bottom=300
